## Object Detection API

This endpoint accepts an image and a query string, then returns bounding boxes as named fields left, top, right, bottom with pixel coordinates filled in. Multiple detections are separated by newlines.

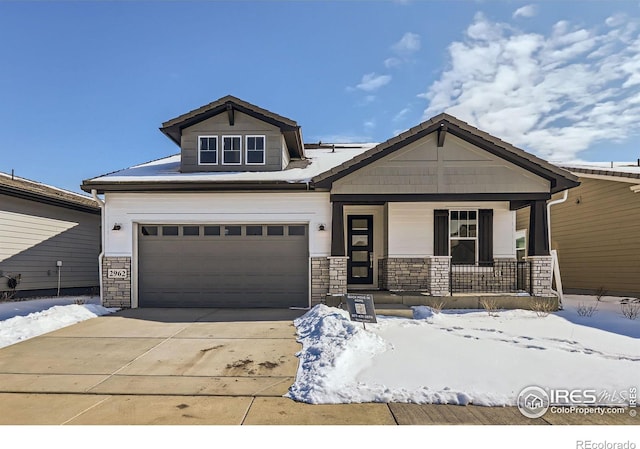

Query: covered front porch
left=314, top=197, right=555, bottom=308
left=309, top=113, right=579, bottom=309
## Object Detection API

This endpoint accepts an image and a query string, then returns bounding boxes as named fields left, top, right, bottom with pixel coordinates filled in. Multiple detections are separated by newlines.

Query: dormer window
left=198, top=136, right=218, bottom=165
left=246, top=136, right=265, bottom=165
left=222, top=136, right=242, bottom=165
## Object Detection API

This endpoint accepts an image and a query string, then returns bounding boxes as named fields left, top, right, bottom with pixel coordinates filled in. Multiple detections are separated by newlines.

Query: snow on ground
left=0, top=296, right=117, bottom=349
left=287, top=294, right=640, bottom=406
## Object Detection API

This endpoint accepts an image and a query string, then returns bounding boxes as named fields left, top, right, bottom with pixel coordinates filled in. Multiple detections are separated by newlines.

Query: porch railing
left=450, top=260, right=531, bottom=294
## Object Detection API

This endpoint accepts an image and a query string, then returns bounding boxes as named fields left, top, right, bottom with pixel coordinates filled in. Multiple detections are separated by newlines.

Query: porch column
left=329, top=201, right=348, bottom=297
left=527, top=200, right=549, bottom=256
left=331, top=201, right=345, bottom=256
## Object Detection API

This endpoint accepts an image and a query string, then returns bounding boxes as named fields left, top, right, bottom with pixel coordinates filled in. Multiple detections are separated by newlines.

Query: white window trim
left=245, top=135, right=266, bottom=166
left=449, top=209, right=479, bottom=264
left=222, top=135, right=242, bottom=165
left=198, top=135, right=218, bottom=165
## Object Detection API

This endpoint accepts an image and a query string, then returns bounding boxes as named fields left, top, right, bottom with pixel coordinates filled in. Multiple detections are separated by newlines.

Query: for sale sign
left=345, top=293, right=377, bottom=323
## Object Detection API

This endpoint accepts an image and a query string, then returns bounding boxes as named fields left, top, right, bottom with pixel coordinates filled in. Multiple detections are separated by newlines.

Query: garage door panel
left=138, top=224, right=308, bottom=308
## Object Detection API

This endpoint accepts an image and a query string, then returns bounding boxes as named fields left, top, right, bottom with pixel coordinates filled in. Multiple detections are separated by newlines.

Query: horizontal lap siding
left=0, top=194, right=100, bottom=292
left=519, top=178, right=640, bottom=296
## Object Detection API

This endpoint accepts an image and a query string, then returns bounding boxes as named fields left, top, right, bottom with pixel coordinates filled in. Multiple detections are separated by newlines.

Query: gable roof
left=1, top=172, right=99, bottom=214
left=160, top=95, right=305, bottom=159
left=312, top=113, right=580, bottom=194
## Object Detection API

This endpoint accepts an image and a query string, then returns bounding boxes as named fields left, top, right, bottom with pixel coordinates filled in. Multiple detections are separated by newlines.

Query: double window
left=198, top=135, right=265, bottom=166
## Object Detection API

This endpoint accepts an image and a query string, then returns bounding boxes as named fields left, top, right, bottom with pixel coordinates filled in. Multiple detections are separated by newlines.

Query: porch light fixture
left=112, top=223, right=122, bottom=231
left=318, top=224, right=326, bottom=231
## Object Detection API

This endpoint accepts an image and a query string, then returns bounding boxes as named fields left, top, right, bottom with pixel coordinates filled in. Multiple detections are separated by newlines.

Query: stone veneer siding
left=528, top=255, right=553, bottom=297
left=378, top=256, right=452, bottom=295
left=380, top=258, right=430, bottom=291
left=328, top=257, right=348, bottom=297
left=311, top=257, right=330, bottom=305
left=427, top=256, right=451, bottom=296
left=102, top=256, right=131, bottom=308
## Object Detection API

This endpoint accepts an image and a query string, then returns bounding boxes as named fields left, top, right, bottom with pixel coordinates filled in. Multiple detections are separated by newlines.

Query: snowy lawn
left=287, top=294, right=640, bottom=406
left=0, top=296, right=117, bottom=349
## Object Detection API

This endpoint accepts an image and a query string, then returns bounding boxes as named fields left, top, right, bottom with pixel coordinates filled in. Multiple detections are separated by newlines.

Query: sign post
left=345, top=293, right=377, bottom=329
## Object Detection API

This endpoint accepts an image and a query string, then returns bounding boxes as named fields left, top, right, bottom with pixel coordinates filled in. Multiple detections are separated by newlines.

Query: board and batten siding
left=103, top=191, right=332, bottom=257
left=332, top=134, right=550, bottom=195
left=387, top=201, right=515, bottom=258
left=516, top=176, right=640, bottom=296
left=180, top=110, right=284, bottom=172
left=0, top=194, right=100, bottom=293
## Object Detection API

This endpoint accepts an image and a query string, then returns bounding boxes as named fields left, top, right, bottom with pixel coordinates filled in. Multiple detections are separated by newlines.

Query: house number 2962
left=107, top=269, right=127, bottom=279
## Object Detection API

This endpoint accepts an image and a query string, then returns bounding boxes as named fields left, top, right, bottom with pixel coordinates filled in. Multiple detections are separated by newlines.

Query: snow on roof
left=89, top=144, right=378, bottom=184
left=0, top=171, right=98, bottom=208
left=556, top=162, right=640, bottom=182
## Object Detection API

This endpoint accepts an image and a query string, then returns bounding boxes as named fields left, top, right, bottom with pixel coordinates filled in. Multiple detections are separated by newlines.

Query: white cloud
left=364, top=119, right=376, bottom=130
left=421, top=13, right=640, bottom=161
left=513, top=4, right=537, bottom=19
left=393, top=107, right=411, bottom=122
left=392, top=32, right=421, bottom=54
left=355, top=72, right=392, bottom=92
left=384, top=57, right=402, bottom=68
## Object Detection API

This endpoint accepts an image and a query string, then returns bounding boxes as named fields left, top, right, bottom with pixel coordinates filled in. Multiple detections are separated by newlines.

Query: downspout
left=547, top=190, right=568, bottom=307
left=91, top=189, right=105, bottom=305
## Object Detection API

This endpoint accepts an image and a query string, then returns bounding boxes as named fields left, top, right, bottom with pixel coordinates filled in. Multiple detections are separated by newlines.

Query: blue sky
left=2, top=1, right=640, bottom=193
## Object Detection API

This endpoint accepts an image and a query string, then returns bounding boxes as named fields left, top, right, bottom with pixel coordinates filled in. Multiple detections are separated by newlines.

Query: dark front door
left=347, top=215, right=373, bottom=284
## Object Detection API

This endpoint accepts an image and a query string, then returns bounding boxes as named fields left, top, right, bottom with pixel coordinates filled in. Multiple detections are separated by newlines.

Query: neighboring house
left=0, top=172, right=101, bottom=298
left=81, top=95, right=579, bottom=309
left=516, top=163, right=640, bottom=298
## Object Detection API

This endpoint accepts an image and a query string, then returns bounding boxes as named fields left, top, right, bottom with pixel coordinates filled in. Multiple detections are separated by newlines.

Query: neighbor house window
left=222, top=136, right=241, bottom=164
left=246, top=136, right=265, bottom=165
left=198, top=136, right=218, bottom=165
left=450, top=210, right=477, bottom=265
left=515, top=230, right=527, bottom=261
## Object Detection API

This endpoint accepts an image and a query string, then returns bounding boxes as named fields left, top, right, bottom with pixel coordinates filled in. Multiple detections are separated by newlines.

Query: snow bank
left=288, top=299, right=639, bottom=406
left=0, top=303, right=117, bottom=349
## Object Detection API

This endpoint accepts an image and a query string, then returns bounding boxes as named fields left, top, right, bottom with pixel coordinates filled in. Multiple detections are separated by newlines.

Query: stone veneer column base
left=426, top=256, right=451, bottom=296
left=102, top=256, right=132, bottom=308
left=311, top=257, right=330, bottom=306
left=328, top=256, right=348, bottom=298
left=527, top=255, right=553, bottom=297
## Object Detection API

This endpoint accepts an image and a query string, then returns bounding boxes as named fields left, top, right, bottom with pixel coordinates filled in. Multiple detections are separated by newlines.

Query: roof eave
left=81, top=180, right=312, bottom=194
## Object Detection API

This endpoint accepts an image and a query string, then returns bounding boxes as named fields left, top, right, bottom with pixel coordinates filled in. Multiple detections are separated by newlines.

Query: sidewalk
left=0, top=307, right=635, bottom=425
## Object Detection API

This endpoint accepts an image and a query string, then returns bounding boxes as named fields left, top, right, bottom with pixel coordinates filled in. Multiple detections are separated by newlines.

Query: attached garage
left=137, top=223, right=309, bottom=308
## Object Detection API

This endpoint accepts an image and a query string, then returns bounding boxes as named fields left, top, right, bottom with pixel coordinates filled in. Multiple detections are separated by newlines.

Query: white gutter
left=630, top=185, right=640, bottom=193
left=547, top=190, right=568, bottom=247
left=547, top=190, right=569, bottom=307
left=91, top=189, right=105, bottom=305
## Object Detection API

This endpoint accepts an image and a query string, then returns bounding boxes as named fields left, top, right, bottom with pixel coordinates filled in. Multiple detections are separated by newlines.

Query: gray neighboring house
left=82, top=95, right=579, bottom=310
left=0, top=172, right=101, bottom=298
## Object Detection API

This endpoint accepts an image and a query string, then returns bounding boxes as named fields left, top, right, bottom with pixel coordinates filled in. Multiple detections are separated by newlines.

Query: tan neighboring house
left=0, top=172, right=101, bottom=298
left=516, top=163, right=640, bottom=298
left=82, top=95, right=580, bottom=310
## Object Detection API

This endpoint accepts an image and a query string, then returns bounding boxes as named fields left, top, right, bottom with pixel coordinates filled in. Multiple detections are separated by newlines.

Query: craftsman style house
left=82, top=96, right=579, bottom=309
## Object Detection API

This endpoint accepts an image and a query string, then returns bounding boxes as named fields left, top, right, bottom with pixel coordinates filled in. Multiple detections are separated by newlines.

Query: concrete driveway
left=0, top=308, right=305, bottom=397
left=0, top=307, right=636, bottom=425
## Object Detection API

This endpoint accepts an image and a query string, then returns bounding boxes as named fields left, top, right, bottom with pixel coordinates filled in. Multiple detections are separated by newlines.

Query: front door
left=347, top=215, right=373, bottom=284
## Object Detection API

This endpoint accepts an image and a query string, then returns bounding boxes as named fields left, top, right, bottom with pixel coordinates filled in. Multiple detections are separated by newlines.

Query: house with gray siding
left=0, top=172, right=101, bottom=298
left=82, top=95, right=579, bottom=310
